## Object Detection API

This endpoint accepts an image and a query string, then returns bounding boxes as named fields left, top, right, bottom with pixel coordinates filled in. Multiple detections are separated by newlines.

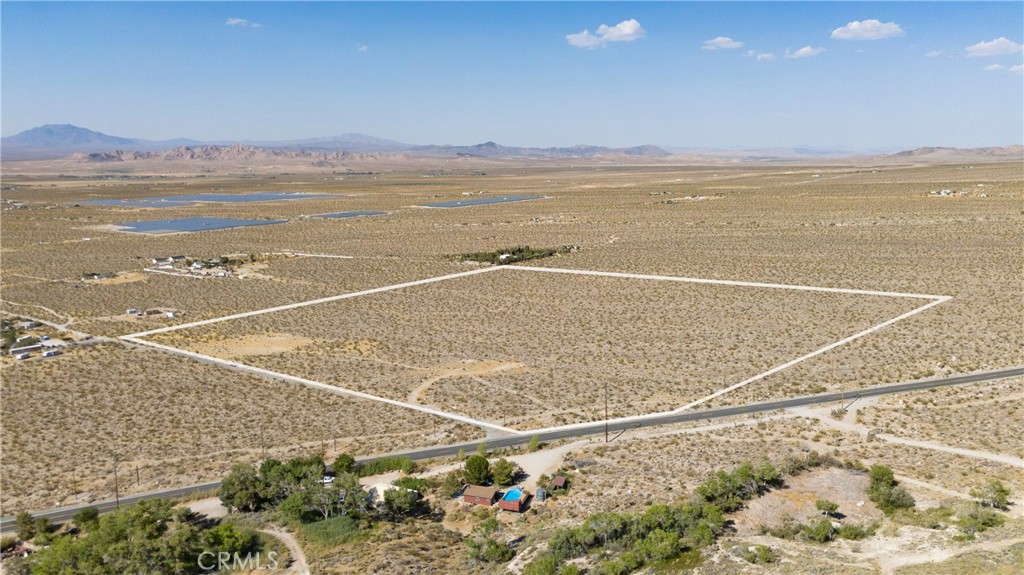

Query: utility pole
left=113, top=456, right=121, bottom=510
left=136, top=465, right=140, bottom=487
left=604, top=380, right=609, bottom=443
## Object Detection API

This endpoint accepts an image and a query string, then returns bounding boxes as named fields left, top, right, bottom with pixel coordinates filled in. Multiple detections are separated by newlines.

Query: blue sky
left=2, top=2, right=1022, bottom=149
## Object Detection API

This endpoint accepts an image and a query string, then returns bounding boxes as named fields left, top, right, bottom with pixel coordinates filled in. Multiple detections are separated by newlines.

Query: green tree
left=970, top=479, right=1011, bottom=510
left=529, top=435, right=541, bottom=452
left=333, top=453, right=356, bottom=474
left=463, top=455, right=491, bottom=485
left=456, top=448, right=466, bottom=461
left=476, top=442, right=488, bottom=457
left=634, top=528, right=681, bottom=562
left=439, top=470, right=464, bottom=498
left=815, top=499, right=839, bottom=519
left=219, top=463, right=267, bottom=512
left=200, top=522, right=258, bottom=557
left=336, top=472, right=369, bottom=515
left=32, top=517, right=53, bottom=545
left=278, top=491, right=312, bottom=523
left=491, top=458, right=519, bottom=486
left=383, top=487, right=420, bottom=519
left=305, top=480, right=344, bottom=520
left=14, top=512, right=34, bottom=541
left=73, top=507, right=100, bottom=530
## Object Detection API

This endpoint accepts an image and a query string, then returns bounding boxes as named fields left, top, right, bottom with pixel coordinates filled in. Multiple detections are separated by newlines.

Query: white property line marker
left=672, top=296, right=951, bottom=413
left=121, top=335, right=518, bottom=435
left=506, top=265, right=947, bottom=300
left=122, top=263, right=952, bottom=436
left=124, top=265, right=502, bottom=339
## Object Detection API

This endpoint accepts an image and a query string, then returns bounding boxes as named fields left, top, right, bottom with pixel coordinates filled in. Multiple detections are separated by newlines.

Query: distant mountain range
left=2, top=124, right=1021, bottom=163
left=0, top=124, right=672, bottom=160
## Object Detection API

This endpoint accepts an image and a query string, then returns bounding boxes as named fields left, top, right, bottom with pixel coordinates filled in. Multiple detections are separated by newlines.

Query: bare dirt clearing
left=731, top=467, right=883, bottom=535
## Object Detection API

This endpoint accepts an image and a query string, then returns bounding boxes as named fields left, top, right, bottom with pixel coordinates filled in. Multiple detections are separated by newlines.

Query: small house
left=551, top=476, right=568, bottom=491
left=463, top=485, right=498, bottom=507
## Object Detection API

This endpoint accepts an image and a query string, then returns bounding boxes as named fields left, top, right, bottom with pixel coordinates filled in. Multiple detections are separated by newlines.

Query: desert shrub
left=955, top=502, right=1005, bottom=539
left=1, top=535, right=18, bottom=552
left=837, top=523, right=874, bottom=540
left=523, top=553, right=561, bottom=575
left=466, top=536, right=514, bottom=562
left=802, top=518, right=837, bottom=543
left=969, top=479, right=1011, bottom=510
left=740, top=544, right=779, bottom=564
left=867, top=464, right=915, bottom=514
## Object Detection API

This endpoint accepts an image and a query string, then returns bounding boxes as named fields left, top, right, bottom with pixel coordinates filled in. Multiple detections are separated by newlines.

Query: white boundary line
left=673, top=296, right=951, bottom=412
left=506, top=265, right=947, bottom=300
left=124, top=266, right=502, bottom=339
left=121, top=335, right=518, bottom=434
left=121, top=264, right=952, bottom=436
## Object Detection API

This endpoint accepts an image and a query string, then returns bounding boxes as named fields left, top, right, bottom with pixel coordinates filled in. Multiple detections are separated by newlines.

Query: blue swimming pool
left=418, top=195, right=544, bottom=208
left=84, top=192, right=332, bottom=208
left=114, top=217, right=287, bottom=234
left=502, top=488, right=524, bottom=501
left=312, top=211, right=387, bottom=219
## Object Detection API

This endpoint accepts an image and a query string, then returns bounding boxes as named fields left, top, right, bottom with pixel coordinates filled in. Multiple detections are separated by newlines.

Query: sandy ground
left=191, top=333, right=317, bottom=359
left=408, top=359, right=526, bottom=403
left=182, top=496, right=228, bottom=519
left=85, top=272, right=148, bottom=285
left=732, top=467, right=882, bottom=535
left=788, top=404, right=1024, bottom=467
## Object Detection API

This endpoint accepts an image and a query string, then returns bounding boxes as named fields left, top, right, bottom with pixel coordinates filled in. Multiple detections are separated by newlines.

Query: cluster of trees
left=463, top=454, right=521, bottom=487
left=219, top=453, right=429, bottom=526
left=524, top=461, right=782, bottom=575
left=457, top=245, right=573, bottom=265
left=219, top=454, right=368, bottom=523
left=867, top=465, right=915, bottom=514
left=6, top=500, right=259, bottom=575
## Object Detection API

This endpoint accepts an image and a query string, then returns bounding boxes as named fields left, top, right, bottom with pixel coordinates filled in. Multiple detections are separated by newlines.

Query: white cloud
left=702, top=36, right=744, bottom=50
left=356, top=44, right=369, bottom=53
left=567, top=19, right=645, bottom=49
left=226, top=18, right=260, bottom=28
left=925, top=50, right=943, bottom=58
left=831, top=19, right=905, bottom=41
left=1011, top=64, right=1024, bottom=75
left=965, top=37, right=1024, bottom=57
left=745, top=50, right=777, bottom=61
left=786, top=46, right=826, bottom=59
left=983, top=64, right=1006, bottom=71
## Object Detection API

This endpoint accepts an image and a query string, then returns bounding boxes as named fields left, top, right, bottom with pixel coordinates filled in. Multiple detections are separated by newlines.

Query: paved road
left=3, top=366, right=1020, bottom=533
